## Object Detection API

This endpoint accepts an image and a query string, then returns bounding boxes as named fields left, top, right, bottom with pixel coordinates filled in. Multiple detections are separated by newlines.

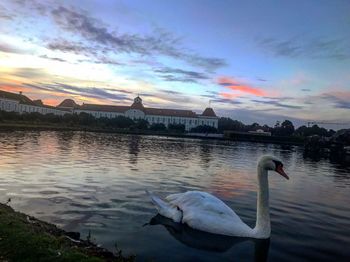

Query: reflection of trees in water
left=128, top=135, right=141, bottom=165
left=56, top=131, right=75, bottom=152
left=199, top=141, right=213, bottom=167
left=147, top=214, right=270, bottom=262
left=3, top=131, right=45, bottom=154
left=144, top=137, right=198, bottom=163
left=303, top=155, right=350, bottom=182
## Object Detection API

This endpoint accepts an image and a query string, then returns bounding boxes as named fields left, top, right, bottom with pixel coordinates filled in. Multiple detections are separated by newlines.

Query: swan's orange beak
left=276, top=166, right=289, bottom=180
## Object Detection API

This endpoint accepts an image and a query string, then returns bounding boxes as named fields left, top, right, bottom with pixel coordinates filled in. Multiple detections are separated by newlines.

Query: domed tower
left=202, top=107, right=217, bottom=117
left=130, top=95, right=144, bottom=110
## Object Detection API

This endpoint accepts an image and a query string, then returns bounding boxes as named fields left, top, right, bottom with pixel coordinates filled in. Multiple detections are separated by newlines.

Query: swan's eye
left=272, top=160, right=283, bottom=170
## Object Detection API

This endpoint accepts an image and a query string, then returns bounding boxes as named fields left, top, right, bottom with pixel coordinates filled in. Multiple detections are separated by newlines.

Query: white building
left=58, top=96, right=219, bottom=131
left=0, top=90, right=69, bottom=116
left=1, top=90, right=219, bottom=131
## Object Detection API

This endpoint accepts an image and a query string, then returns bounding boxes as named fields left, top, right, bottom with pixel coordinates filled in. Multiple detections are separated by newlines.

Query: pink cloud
left=217, top=76, right=266, bottom=96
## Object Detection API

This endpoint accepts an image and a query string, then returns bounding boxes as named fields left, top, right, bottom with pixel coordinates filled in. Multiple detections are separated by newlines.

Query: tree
left=218, top=117, right=245, bottom=132
left=190, top=125, right=217, bottom=133
left=134, top=119, right=149, bottom=129
left=150, top=123, right=166, bottom=131
left=77, top=112, right=95, bottom=126
left=273, top=120, right=294, bottom=136
left=111, top=116, right=134, bottom=128
left=294, top=124, right=331, bottom=137
left=168, top=123, right=185, bottom=133
left=281, top=120, right=295, bottom=136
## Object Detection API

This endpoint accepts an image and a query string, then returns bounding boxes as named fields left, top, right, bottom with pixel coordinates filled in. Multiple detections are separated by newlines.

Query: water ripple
left=0, top=131, right=349, bottom=261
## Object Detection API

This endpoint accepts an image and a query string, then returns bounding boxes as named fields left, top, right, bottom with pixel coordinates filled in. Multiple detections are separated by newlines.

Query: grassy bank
left=0, top=203, right=134, bottom=262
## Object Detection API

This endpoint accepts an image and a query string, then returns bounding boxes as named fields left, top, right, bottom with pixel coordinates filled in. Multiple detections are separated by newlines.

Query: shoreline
left=0, top=203, right=134, bottom=261
left=0, top=122, right=304, bottom=146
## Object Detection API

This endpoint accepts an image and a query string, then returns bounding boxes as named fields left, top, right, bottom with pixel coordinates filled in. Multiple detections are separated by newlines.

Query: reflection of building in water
left=0, top=89, right=219, bottom=131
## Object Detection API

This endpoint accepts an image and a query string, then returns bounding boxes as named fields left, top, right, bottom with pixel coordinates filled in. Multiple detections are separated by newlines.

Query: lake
left=0, top=131, right=349, bottom=261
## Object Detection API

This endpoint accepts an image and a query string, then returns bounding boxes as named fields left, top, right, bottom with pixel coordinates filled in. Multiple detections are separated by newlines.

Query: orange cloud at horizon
left=220, top=92, right=240, bottom=99
left=0, top=84, right=33, bottom=94
left=217, top=76, right=266, bottom=96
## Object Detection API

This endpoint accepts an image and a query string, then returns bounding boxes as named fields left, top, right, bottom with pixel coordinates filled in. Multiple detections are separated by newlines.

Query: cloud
left=154, top=67, right=209, bottom=83
left=48, top=5, right=226, bottom=71
left=46, top=39, right=124, bottom=65
left=24, top=82, right=133, bottom=103
left=0, top=41, right=27, bottom=54
left=217, top=76, right=266, bottom=96
left=12, top=68, right=49, bottom=79
left=0, top=3, right=13, bottom=20
left=321, top=91, right=350, bottom=109
left=39, top=54, right=67, bottom=62
left=218, top=108, right=306, bottom=127
left=219, top=92, right=241, bottom=99
left=257, top=36, right=350, bottom=60
left=159, top=89, right=183, bottom=95
left=251, top=99, right=303, bottom=109
left=212, top=98, right=242, bottom=105
left=301, top=88, right=311, bottom=92
left=46, top=39, right=93, bottom=55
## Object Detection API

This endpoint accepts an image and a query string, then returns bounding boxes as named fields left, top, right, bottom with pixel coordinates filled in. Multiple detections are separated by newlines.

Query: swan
left=146, top=155, right=289, bottom=239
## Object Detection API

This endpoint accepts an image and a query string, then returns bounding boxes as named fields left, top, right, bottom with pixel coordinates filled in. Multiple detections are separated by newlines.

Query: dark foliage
left=168, top=123, right=185, bottom=133
left=218, top=116, right=336, bottom=138
left=218, top=117, right=245, bottom=132
left=273, top=120, right=295, bottom=136
left=133, top=119, right=149, bottom=130
left=150, top=123, right=167, bottom=131
left=190, top=125, right=217, bottom=133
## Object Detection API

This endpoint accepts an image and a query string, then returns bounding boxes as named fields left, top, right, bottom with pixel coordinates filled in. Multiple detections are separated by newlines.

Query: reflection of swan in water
left=147, top=214, right=270, bottom=261
left=147, top=155, right=289, bottom=238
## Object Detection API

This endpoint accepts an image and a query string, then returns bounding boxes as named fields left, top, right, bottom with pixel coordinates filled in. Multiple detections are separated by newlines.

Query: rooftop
left=0, top=89, right=218, bottom=117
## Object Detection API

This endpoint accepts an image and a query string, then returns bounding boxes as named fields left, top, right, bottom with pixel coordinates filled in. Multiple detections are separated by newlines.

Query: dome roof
left=58, top=99, right=78, bottom=108
left=202, top=107, right=217, bottom=117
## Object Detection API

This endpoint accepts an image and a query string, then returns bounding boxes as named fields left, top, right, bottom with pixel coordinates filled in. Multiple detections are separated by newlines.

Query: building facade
left=59, top=96, right=219, bottom=131
left=1, top=90, right=219, bottom=131
left=0, top=90, right=69, bottom=116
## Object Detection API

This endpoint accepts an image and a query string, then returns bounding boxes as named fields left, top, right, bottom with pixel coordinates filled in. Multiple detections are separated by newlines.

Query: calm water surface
left=0, top=131, right=349, bottom=261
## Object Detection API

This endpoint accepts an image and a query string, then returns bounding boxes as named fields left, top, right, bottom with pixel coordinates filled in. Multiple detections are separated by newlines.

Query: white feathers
left=146, top=190, right=182, bottom=222
left=147, top=155, right=284, bottom=239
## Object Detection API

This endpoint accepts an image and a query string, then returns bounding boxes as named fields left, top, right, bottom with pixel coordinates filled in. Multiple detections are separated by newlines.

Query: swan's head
left=258, top=155, right=289, bottom=180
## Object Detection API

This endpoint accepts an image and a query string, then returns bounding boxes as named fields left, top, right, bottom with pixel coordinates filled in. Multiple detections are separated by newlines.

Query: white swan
left=147, top=155, right=289, bottom=239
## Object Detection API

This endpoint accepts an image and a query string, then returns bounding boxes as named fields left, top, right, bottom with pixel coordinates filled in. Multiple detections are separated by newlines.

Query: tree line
left=218, top=117, right=336, bottom=137
left=0, top=110, right=337, bottom=137
left=0, top=111, right=187, bottom=132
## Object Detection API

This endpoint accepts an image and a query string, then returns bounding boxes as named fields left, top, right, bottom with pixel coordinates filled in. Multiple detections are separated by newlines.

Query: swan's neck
left=253, top=166, right=271, bottom=238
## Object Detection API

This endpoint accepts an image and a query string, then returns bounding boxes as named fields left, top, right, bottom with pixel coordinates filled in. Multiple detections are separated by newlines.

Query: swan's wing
left=166, top=191, right=252, bottom=236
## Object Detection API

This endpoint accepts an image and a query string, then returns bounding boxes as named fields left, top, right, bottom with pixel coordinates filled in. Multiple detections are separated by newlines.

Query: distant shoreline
left=0, top=122, right=304, bottom=145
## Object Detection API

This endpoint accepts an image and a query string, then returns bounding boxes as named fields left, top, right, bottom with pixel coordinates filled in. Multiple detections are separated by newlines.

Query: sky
left=0, top=0, right=350, bottom=128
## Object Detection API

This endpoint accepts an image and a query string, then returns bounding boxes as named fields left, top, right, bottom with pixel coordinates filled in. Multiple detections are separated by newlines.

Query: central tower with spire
left=130, top=95, right=144, bottom=110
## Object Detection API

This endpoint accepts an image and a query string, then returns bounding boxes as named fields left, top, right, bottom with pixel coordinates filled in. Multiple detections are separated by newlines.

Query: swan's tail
left=146, top=190, right=182, bottom=223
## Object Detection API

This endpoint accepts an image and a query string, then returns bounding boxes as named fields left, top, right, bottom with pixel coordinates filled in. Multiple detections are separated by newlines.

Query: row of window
left=145, top=116, right=217, bottom=127
left=79, top=111, right=217, bottom=127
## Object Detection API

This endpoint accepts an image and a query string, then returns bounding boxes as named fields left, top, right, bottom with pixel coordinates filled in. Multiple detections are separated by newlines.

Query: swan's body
left=147, top=155, right=288, bottom=239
